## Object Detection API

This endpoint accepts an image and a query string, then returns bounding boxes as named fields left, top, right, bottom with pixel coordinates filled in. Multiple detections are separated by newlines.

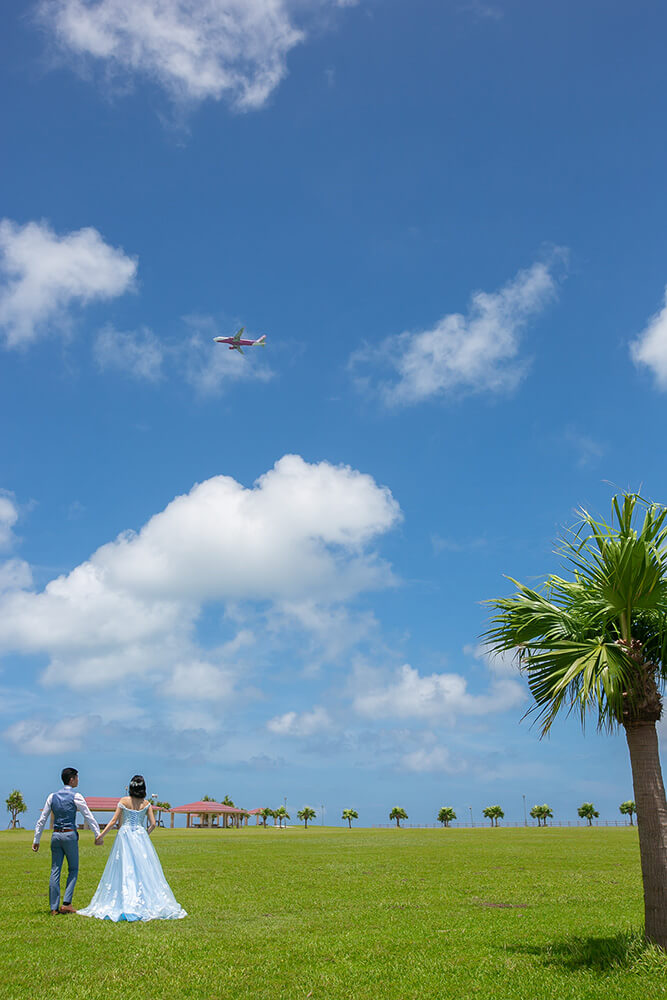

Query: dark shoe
left=59, top=904, right=77, bottom=914
left=50, top=909, right=60, bottom=915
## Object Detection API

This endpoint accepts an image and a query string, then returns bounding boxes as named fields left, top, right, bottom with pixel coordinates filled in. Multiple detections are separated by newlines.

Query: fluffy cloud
left=0, top=456, right=400, bottom=691
left=349, top=255, right=564, bottom=406
left=3, top=715, right=93, bottom=754
left=39, top=0, right=352, bottom=110
left=630, top=289, right=667, bottom=388
left=352, top=663, right=525, bottom=721
left=267, top=705, right=332, bottom=736
left=0, top=219, right=136, bottom=347
left=94, top=325, right=164, bottom=381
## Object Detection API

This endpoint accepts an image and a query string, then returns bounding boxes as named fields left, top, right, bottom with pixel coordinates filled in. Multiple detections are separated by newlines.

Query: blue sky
left=2, top=0, right=667, bottom=827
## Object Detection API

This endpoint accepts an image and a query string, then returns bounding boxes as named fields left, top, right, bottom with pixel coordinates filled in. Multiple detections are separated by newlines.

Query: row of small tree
left=430, top=801, right=637, bottom=828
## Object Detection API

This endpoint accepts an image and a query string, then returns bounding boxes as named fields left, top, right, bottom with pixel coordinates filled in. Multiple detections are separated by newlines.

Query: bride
left=78, top=775, right=186, bottom=922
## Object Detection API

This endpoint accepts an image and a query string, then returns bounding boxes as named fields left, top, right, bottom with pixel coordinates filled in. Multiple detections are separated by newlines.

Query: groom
left=32, top=767, right=101, bottom=915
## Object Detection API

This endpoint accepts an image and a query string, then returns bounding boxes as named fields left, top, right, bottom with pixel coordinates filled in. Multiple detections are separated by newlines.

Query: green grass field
left=2, top=826, right=666, bottom=999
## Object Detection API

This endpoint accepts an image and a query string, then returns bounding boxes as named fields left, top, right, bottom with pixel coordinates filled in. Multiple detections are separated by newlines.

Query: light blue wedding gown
left=78, top=805, right=187, bottom=922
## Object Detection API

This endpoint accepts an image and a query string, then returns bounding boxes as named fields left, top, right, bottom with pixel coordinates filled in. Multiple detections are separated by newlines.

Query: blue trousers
left=50, top=831, right=79, bottom=910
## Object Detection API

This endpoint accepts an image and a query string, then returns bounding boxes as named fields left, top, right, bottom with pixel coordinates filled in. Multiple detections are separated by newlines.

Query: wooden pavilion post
left=170, top=811, right=174, bottom=829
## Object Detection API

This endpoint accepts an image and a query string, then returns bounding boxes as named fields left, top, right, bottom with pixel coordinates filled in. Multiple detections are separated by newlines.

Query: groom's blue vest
left=52, top=787, right=77, bottom=832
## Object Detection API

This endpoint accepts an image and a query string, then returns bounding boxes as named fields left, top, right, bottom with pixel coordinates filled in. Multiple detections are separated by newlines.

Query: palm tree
left=6, top=790, right=27, bottom=829
left=221, top=795, right=235, bottom=806
left=202, top=795, right=216, bottom=802
left=484, top=494, right=667, bottom=947
left=259, top=808, right=273, bottom=828
left=155, top=800, right=171, bottom=827
left=342, top=808, right=358, bottom=828
left=620, top=800, right=637, bottom=826
left=297, top=806, right=317, bottom=828
left=577, top=802, right=599, bottom=826
left=437, top=807, right=456, bottom=827
left=389, top=807, right=408, bottom=828
left=482, top=805, right=504, bottom=827
left=529, top=804, right=553, bottom=827
left=275, top=806, right=290, bottom=828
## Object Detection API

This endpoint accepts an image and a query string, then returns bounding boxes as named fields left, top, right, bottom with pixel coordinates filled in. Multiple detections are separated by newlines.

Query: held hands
left=95, top=835, right=104, bottom=846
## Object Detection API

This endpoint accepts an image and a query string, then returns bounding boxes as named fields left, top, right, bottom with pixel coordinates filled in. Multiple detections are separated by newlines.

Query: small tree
left=342, top=808, right=358, bottom=828
left=529, top=804, right=554, bottom=827
left=155, top=801, right=171, bottom=827
left=437, top=807, right=456, bottom=827
left=202, top=795, right=216, bottom=802
left=389, top=807, right=408, bottom=828
left=620, top=800, right=637, bottom=826
left=578, top=802, right=599, bottom=826
left=221, top=795, right=235, bottom=806
left=298, top=806, right=317, bottom=829
left=259, top=808, right=273, bottom=828
left=6, top=790, right=27, bottom=829
left=482, top=805, right=504, bottom=827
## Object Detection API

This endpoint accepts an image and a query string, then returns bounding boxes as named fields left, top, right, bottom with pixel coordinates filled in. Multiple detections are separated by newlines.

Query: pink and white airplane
left=213, top=327, right=266, bottom=355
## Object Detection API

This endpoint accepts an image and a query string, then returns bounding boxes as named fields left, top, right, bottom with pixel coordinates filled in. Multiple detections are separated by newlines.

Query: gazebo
left=169, top=801, right=249, bottom=829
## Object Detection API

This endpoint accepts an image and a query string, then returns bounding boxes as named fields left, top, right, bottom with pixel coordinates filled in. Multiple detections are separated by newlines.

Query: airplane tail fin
left=256, top=335, right=266, bottom=347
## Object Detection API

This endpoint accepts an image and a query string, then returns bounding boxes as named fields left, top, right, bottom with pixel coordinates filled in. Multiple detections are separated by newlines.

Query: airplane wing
left=234, top=327, right=244, bottom=342
left=235, top=345, right=245, bottom=355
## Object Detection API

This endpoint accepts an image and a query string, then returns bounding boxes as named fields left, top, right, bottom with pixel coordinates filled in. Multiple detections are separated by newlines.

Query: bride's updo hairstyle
left=129, top=775, right=146, bottom=799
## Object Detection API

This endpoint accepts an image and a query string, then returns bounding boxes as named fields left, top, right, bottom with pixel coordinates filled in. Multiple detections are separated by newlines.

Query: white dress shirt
left=33, top=788, right=101, bottom=844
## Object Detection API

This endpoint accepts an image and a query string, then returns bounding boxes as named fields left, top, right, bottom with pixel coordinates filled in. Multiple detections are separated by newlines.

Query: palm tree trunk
left=624, top=721, right=667, bottom=948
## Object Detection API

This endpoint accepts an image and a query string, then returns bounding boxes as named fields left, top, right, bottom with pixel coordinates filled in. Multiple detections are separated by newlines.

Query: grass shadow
left=508, top=928, right=667, bottom=972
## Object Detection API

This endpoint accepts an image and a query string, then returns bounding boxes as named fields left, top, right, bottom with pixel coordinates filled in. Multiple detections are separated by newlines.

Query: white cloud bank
left=349, top=254, right=565, bottom=406
left=0, top=219, right=136, bottom=348
left=0, top=456, right=400, bottom=692
left=39, top=0, right=353, bottom=110
left=630, top=289, right=667, bottom=389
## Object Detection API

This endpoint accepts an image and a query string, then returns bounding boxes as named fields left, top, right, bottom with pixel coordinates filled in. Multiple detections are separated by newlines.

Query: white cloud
left=39, top=0, right=352, bottom=111
left=0, top=456, right=400, bottom=691
left=630, top=289, right=667, bottom=389
left=4, top=715, right=93, bottom=755
left=352, top=663, right=525, bottom=721
left=466, top=643, right=521, bottom=677
left=267, top=705, right=332, bottom=736
left=161, top=659, right=237, bottom=701
left=349, top=254, right=564, bottom=406
left=0, top=559, right=33, bottom=593
left=0, top=219, right=136, bottom=347
left=0, top=492, right=21, bottom=550
left=94, top=325, right=164, bottom=380
left=401, top=745, right=464, bottom=774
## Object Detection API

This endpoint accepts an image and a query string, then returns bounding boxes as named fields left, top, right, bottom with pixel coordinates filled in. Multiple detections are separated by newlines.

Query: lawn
left=2, top=826, right=665, bottom=999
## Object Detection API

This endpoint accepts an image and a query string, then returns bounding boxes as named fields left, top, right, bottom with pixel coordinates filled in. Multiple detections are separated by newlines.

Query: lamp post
left=321, top=804, right=325, bottom=827
left=469, top=805, right=474, bottom=828
left=523, top=794, right=527, bottom=827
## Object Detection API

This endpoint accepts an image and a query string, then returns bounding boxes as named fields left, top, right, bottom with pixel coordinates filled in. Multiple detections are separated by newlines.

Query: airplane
left=213, top=327, right=267, bottom=355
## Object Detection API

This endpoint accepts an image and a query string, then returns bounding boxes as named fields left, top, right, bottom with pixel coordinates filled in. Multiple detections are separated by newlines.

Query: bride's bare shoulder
left=119, top=796, right=132, bottom=806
